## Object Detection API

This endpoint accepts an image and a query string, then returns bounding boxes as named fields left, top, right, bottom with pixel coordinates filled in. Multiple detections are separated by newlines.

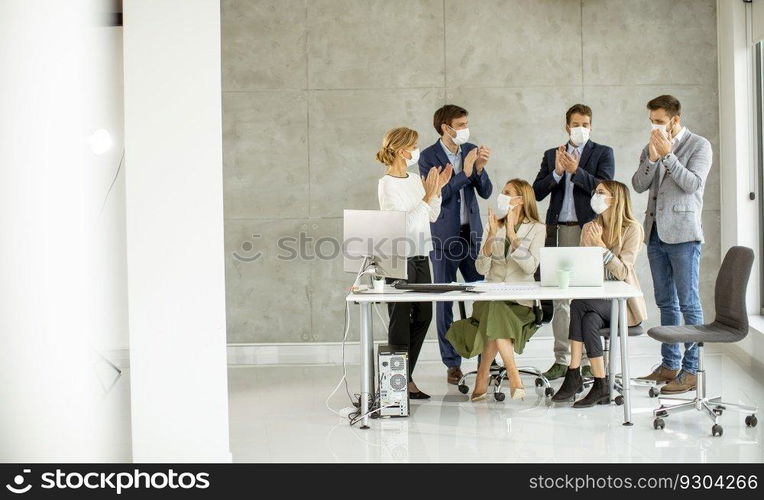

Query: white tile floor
left=227, top=348, right=763, bottom=463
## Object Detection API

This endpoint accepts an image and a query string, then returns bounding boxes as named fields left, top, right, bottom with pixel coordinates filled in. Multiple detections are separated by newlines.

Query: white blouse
left=378, top=172, right=441, bottom=257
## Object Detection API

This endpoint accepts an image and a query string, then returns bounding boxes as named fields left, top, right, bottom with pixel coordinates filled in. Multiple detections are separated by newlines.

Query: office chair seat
left=647, top=323, right=742, bottom=344
left=599, top=325, right=644, bottom=337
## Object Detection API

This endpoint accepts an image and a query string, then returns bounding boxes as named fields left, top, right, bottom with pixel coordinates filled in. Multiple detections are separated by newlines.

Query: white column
left=0, top=0, right=128, bottom=461
left=717, top=0, right=760, bottom=313
left=123, top=0, right=231, bottom=462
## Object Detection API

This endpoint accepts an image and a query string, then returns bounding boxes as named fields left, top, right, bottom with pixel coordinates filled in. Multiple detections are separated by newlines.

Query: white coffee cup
left=557, top=269, right=572, bottom=289
left=372, top=276, right=385, bottom=292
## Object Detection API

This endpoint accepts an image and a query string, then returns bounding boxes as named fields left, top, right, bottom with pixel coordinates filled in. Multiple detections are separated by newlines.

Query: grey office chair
left=650, top=246, right=758, bottom=436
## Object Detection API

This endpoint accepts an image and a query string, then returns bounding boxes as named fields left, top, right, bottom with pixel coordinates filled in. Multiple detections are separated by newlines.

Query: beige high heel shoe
left=510, top=386, right=526, bottom=400
left=470, top=392, right=487, bottom=402
left=471, top=371, right=490, bottom=402
left=507, top=367, right=525, bottom=400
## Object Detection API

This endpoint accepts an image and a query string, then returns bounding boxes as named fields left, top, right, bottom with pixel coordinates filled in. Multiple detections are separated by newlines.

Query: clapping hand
left=487, top=207, right=500, bottom=236
left=438, top=163, right=453, bottom=191
left=554, top=146, right=566, bottom=176
left=505, top=202, right=519, bottom=229
left=422, top=167, right=440, bottom=203
left=583, top=222, right=605, bottom=248
left=475, top=146, right=491, bottom=172
left=464, top=147, right=477, bottom=177
left=650, top=128, right=671, bottom=160
left=560, top=150, right=579, bottom=174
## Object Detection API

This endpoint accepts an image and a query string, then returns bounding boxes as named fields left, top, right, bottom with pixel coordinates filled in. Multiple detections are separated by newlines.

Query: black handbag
left=532, top=299, right=554, bottom=327
left=533, top=263, right=554, bottom=326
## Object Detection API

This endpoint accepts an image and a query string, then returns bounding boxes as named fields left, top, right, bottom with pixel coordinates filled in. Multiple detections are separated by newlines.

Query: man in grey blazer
left=631, top=95, right=713, bottom=395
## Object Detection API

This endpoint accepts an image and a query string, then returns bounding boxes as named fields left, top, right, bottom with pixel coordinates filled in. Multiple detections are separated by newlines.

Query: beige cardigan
left=581, top=220, right=648, bottom=326
left=475, top=220, right=546, bottom=308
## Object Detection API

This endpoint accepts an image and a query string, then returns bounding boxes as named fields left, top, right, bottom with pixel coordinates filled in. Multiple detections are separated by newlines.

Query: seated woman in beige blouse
left=551, top=180, right=648, bottom=407
left=448, top=178, right=545, bottom=401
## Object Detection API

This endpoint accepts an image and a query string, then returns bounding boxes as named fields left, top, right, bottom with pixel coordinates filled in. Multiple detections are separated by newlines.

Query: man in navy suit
left=532, top=104, right=615, bottom=381
left=419, top=104, right=493, bottom=384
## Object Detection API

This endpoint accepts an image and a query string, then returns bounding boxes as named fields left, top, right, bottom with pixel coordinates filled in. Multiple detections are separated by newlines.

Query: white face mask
left=495, top=193, right=511, bottom=218
left=448, top=126, right=470, bottom=145
left=495, top=194, right=520, bottom=218
left=590, top=193, right=611, bottom=215
left=405, top=148, right=420, bottom=168
left=569, top=126, right=590, bottom=146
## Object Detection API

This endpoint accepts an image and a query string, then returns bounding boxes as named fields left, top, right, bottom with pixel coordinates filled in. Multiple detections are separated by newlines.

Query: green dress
left=446, top=228, right=539, bottom=358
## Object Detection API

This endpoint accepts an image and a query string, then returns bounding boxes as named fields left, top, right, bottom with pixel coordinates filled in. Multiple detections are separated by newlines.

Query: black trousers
left=568, top=299, right=611, bottom=359
left=385, top=256, right=432, bottom=379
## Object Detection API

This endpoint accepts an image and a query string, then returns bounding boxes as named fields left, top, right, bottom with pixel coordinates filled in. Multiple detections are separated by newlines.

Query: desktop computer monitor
left=343, top=209, right=408, bottom=280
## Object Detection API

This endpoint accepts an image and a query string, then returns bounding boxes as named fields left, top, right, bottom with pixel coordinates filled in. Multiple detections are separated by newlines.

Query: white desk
left=346, top=281, right=644, bottom=429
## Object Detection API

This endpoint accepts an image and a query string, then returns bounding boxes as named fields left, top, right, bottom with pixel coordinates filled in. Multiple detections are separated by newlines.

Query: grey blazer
left=631, top=129, right=712, bottom=244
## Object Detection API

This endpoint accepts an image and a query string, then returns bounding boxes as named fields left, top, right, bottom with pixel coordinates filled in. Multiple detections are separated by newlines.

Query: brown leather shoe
left=636, top=365, right=679, bottom=384
left=447, top=367, right=463, bottom=385
left=661, top=371, right=697, bottom=395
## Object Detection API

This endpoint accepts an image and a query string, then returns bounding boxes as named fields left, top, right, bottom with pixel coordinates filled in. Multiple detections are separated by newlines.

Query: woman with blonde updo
left=376, top=127, right=452, bottom=399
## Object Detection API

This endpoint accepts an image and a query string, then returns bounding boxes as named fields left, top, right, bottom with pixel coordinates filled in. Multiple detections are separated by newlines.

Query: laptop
left=540, top=247, right=605, bottom=287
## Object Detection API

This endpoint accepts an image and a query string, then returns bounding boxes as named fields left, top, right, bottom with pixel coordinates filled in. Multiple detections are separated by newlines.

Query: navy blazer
left=419, top=139, right=493, bottom=249
left=532, top=140, right=615, bottom=227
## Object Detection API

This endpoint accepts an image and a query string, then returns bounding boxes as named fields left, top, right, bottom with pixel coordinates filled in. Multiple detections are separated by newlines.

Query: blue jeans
left=647, top=226, right=702, bottom=374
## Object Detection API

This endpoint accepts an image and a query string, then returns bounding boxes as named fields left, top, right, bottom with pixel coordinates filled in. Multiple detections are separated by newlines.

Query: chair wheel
left=712, top=424, right=723, bottom=437
left=535, top=378, right=543, bottom=387
left=713, top=408, right=723, bottom=416
left=615, top=395, right=624, bottom=406
left=745, top=415, right=757, bottom=428
left=545, top=387, right=554, bottom=397
left=648, top=387, right=660, bottom=398
left=653, top=418, right=665, bottom=430
left=458, top=384, right=469, bottom=394
left=370, top=412, right=380, bottom=419
left=494, top=391, right=505, bottom=401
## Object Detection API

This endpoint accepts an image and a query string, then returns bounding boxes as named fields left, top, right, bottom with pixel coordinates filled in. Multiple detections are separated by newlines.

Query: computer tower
left=377, top=345, right=409, bottom=417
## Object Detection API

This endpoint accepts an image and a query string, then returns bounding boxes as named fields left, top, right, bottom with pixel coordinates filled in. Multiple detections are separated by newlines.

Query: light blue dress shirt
left=439, top=139, right=468, bottom=225
left=552, top=141, right=586, bottom=223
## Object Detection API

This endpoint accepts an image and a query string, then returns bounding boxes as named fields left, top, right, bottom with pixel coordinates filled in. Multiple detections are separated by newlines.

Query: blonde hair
left=595, top=180, right=643, bottom=248
left=501, top=178, right=542, bottom=225
left=375, top=127, right=418, bottom=166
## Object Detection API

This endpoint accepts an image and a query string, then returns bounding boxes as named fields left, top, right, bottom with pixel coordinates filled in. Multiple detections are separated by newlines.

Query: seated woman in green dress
left=447, top=178, right=545, bottom=401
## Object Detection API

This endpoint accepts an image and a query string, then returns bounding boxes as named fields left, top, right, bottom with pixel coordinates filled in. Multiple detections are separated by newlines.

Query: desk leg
left=618, top=298, right=633, bottom=426
left=359, top=302, right=374, bottom=429
left=608, top=299, right=618, bottom=403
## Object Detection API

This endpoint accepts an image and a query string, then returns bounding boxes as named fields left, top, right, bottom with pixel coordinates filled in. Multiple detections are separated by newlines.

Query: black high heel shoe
left=408, top=381, right=430, bottom=400
left=551, top=367, right=583, bottom=402
left=409, top=390, right=431, bottom=400
left=573, top=377, right=610, bottom=408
